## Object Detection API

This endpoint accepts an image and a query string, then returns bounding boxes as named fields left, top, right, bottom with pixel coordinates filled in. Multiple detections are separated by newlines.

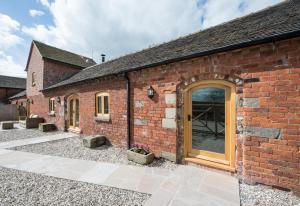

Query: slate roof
left=8, top=90, right=26, bottom=100
left=28, top=40, right=96, bottom=70
left=0, top=75, right=26, bottom=89
left=45, top=0, right=300, bottom=91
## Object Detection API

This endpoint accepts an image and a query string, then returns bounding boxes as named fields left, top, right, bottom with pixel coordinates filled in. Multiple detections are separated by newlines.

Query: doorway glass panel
left=75, top=99, right=79, bottom=127
left=69, top=99, right=74, bottom=126
left=192, top=87, right=225, bottom=154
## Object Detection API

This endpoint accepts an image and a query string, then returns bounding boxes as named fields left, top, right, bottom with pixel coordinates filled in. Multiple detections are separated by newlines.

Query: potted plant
left=127, top=144, right=154, bottom=165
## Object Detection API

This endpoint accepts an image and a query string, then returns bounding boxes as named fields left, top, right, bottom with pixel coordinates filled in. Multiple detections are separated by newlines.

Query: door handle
left=187, top=114, right=191, bottom=121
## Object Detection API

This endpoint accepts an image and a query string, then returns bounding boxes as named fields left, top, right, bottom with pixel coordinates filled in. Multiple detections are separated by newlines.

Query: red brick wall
left=129, top=71, right=178, bottom=156
left=0, top=88, right=24, bottom=103
left=0, top=88, right=6, bottom=102
left=10, top=96, right=27, bottom=105
left=31, top=37, right=299, bottom=192
left=128, top=37, right=300, bottom=192
left=26, top=43, right=83, bottom=97
left=43, top=59, right=82, bottom=88
left=26, top=44, right=44, bottom=97
left=37, top=76, right=128, bottom=147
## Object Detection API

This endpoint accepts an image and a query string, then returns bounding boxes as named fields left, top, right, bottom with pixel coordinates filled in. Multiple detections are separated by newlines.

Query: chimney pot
left=101, top=54, right=106, bottom=63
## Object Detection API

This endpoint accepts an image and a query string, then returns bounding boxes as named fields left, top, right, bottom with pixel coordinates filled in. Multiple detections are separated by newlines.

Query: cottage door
left=68, top=95, right=80, bottom=130
left=184, top=81, right=236, bottom=171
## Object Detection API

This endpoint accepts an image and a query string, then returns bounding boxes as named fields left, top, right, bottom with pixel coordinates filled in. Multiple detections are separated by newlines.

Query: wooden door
left=184, top=80, right=236, bottom=171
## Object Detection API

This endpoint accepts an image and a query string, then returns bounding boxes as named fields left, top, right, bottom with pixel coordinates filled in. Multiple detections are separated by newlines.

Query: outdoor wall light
left=56, top=96, right=61, bottom=103
left=147, top=86, right=155, bottom=98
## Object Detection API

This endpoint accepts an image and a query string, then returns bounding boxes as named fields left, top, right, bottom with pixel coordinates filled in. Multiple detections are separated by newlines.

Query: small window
left=32, top=72, right=36, bottom=86
left=49, top=98, right=55, bottom=112
left=96, top=92, right=110, bottom=119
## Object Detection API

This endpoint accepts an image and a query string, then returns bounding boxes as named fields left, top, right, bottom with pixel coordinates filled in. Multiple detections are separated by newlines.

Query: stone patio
left=0, top=133, right=76, bottom=149
left=0, top=128, right=240, bottom=205
left=0, top=148, right=240, bottom=206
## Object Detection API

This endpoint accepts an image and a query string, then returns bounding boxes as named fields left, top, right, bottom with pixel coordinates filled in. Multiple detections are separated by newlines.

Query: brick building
left=0, top=75, right=26, bottom=104
left=23, top=1, right=299, bottom=192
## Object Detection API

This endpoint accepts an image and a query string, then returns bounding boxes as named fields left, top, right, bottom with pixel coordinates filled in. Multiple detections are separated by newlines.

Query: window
left=49, top=98, right=55, bottom=113
left=96, top=92, right=110, bottom=120
left=32, top=72, right=36, bottom=86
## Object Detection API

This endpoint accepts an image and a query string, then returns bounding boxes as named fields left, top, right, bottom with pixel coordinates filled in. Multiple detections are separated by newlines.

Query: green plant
left=130, top=144, right=150, bottom=155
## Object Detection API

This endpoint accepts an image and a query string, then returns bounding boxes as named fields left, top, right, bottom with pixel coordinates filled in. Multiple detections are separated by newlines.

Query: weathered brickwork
left=26, top=44, right=44, bottom=97
left=28, top=37, right=300, bottom=192
left=32, top=76, right=128, bottom=147
left=0, top=88, right=24, bottom=104
left=43, top=59, right=83, bottom=88
left=128, top=37, right=300, bottom=192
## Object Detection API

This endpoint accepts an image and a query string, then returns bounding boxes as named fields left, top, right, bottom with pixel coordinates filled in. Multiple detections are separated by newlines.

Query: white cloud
left=23, top=0, right=284, bottom=63
left=29, top=9, right=45, bottom=17
left=201, top=0, right=283, bottom=28
left=0, top=13, right=23, bottom=50
left=0, top=51, right=26, bottom=77
left=24, top=0, right=204, bottom=61
left=39, top=0, right=51, bottom=8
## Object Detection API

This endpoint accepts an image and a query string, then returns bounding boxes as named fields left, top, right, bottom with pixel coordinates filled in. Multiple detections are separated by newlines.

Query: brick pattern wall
left=0, top=88, right=24, bottom=104
left=26, top=44, right=44, bottom=97
left=237, top=66, right=300, bottom=192
left=0, top=88, right=6, bottom=103
left=43, top=59, right=83, bottom=88
left=39, top=76, right=128, bottom=147
left=129, top=37, right=300, bottom=192
left=30, top=37, right=299, bottom=192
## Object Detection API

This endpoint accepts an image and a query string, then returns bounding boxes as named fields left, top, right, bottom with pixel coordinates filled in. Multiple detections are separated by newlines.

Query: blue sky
left=0, top=0, right=283, bottom=78
left=0, top=0, right=52, bottom=69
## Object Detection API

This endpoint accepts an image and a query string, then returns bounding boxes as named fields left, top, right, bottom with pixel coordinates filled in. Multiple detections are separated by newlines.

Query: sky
left=0, top=0, right=283, bottom=78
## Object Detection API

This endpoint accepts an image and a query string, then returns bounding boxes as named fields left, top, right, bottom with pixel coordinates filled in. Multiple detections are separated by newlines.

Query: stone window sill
left=94, top=115, right=110, bottom=122
left=48, top=111, right=56, bottom=117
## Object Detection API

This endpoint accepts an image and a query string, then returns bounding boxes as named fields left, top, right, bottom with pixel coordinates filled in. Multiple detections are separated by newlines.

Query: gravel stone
left=0, top=125, right=62, bottom=143
left=12, top=136, right=178, bottom=170
left=0, top=166, right=150, bottom=206
left=240, top=183, right=300, bottom=206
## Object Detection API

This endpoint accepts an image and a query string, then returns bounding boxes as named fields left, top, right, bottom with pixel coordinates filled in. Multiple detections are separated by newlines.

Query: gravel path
left=0, top=166, right=150, bottom=206
left=0, top=126, right=62, bottom=143
left=240, top=183, right=300, bottom=206
left=12, top=136, right=178, bottom=170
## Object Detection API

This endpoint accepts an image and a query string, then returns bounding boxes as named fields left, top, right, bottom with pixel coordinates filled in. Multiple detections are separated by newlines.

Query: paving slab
left=0, top=149, right=240, bottom=206
left=0, top=133, right=77, bottom=149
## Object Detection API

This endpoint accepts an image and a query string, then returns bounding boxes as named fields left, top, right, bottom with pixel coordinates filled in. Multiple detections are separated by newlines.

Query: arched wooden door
left=184, top=80, right=236, bottom=171
left=68, top=95, right=79, bottom=130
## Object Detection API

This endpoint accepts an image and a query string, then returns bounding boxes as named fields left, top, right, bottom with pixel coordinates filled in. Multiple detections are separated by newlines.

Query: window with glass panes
left=96, top=93, right=109, bottom=116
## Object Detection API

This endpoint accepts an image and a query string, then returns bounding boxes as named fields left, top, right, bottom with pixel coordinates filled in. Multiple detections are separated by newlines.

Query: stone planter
left=127, top=150, right=154, bottom=165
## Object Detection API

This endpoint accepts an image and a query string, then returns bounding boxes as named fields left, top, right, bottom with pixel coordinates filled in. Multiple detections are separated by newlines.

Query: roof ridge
left=82, top=0, right=292, bottom=72
left=33, top=40, right=95, bottom=61
left=0, top=75, right=26, bottom=79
